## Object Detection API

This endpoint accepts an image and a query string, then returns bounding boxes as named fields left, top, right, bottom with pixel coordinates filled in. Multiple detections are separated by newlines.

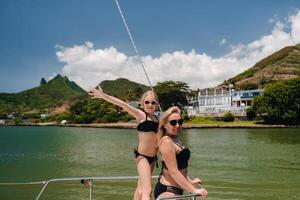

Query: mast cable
left=114, top=0, right=162, bottom=111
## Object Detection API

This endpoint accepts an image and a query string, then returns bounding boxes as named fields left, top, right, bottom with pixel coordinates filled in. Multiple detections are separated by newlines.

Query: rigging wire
left=114, top=0, right=162, bottom=112
left=114, top=0, right=153, bottom=90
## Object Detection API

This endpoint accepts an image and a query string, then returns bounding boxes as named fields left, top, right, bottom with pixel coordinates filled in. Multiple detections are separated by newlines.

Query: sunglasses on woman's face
left=169, top=119, right=184, bottom=126
left=145, top=101, right=156, bottom=105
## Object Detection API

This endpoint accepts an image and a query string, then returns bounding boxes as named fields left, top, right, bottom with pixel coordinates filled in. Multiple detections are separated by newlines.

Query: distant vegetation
left=0, top=44, right=299, bottom=125
left=222, top=44, right=300, bottom=90
left=49, top=80, right=193, bottom=124
left=0, top=75, right=194, bottom=124
left=100, top=78, right=149, bottom=100
left=252, top=77, right=300, bottom=124
left=223, top=112, right=235, bottom=122
left=154, top=81, right=191, bottom=110
left=100, top=79, right=192, bottom=110
left=49, top=99, right=134, bottom=124
left=0, top=75, right=86, bottom=115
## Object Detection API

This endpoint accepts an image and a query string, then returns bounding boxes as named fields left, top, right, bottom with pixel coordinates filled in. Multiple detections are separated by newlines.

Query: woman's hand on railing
left=194, top=188, right=208, bottom=198
left=81, top=179, right=92, bottom=188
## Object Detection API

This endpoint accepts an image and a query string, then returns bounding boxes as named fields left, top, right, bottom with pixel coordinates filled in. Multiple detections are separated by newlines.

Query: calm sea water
left=0, top=126, right=299, bottom=200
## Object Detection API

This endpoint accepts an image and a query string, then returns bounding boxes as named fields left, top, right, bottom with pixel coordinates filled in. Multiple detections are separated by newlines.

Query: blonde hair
left=158, top=106, right=181, bottom=137
left=140, top=90, right=159, bottom=106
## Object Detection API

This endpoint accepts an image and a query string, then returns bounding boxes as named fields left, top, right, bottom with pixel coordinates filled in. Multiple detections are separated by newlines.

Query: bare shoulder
left=159, top=136, right=173, bottom=148
left=159, top=136, right=176, bottom=156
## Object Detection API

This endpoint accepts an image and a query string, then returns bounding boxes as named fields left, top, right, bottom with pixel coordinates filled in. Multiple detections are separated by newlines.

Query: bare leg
left=134, top=179, right=142, bottom=200
left=133, top=156, right=155, bottom=200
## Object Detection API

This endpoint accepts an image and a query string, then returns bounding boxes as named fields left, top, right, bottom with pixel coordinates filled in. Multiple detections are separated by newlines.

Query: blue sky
left=1, top=0, right=300, bottom=92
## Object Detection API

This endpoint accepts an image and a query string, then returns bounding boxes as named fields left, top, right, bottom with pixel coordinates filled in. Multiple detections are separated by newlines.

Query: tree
left=70, top=101, right=85, bottom=115
left=68, top=99, right=133, bottom=123
left=238, top=82, right=258, bottom=90
left=40, top=77, right=47, bottom=85
left=252, top=78, right=300, bottom=124
left=154, top=81, right=190, bottom=110
left=224, top=112, right=235, bottom=122
left=246, top=107, right=257, bottom=120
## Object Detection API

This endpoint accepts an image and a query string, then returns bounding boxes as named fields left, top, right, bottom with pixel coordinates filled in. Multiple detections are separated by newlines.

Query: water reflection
left=245, top=128, right=300, bottom=144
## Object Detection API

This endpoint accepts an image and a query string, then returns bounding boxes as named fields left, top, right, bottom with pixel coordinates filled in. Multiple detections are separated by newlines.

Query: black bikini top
left=137, top=112, right=159, bottom=133
left=162, top=138, right=190, bottom=170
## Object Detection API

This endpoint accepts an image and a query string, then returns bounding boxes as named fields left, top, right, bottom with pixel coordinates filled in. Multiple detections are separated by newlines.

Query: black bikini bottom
left=154, top=181, right=183, bottom=199
left=133, top=149, right=157, bottom=165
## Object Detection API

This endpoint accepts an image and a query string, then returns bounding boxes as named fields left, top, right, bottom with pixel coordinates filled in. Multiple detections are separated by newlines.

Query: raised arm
left=160, top=139, right=208, bottom=197
left=88, top=86, right=144, bottom=121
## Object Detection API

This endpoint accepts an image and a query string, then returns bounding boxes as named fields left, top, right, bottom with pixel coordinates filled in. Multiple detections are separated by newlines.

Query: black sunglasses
left=145, top=101, right=156, bottom=105
left=169, top=119, right=184, bottom=126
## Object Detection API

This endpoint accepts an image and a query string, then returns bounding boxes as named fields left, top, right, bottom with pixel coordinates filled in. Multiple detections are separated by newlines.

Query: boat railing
left=0, top=175, right=201, bottom=200
left=157, top=193, right=199, bottom=200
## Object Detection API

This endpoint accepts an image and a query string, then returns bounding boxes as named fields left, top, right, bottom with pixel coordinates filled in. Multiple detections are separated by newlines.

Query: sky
left=1, top=0, right=300, bottom=93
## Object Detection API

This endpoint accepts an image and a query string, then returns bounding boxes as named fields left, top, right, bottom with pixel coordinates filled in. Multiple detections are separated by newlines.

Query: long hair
left=158, top=106, right=181, bottom=137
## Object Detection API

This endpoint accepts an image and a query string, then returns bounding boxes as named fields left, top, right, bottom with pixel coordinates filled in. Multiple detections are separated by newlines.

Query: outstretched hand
left=88, top=86, right=105, bottom=99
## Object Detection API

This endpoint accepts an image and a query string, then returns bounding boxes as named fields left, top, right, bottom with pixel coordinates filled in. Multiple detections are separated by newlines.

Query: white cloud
left=219, top=38, right=227, bottom=46
left=289, top=10, right=300, bottom=43
left=55, top=11, right=300, bottom=90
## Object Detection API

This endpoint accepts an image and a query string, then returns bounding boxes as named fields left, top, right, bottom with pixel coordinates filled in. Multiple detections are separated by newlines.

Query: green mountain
left=0, top=74, right=86, bottom=114
left=223, top=44, right=300, bottom=89
left=4, top=42, right=299, bottom=116
left=99, top=78, right=149, bottom=100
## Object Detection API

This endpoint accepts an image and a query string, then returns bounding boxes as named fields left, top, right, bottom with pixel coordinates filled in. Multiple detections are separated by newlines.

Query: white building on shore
left=187, top=85, right=263, bottom=116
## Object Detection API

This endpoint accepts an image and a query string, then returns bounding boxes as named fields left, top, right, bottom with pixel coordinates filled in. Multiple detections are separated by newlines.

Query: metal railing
left=157, top=193, right=199, bottom=200
left=0, top=175, right=201, bottom=200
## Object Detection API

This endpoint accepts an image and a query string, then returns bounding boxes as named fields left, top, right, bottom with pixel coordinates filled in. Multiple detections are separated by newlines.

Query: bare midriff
left=137, top=132, right=158, bottom=156
left=160, top=168, right=188, bottom=188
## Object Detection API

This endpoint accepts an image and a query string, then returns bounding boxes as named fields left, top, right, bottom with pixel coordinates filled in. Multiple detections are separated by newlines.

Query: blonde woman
left=89, top=87, right=159, bottom=200
left=154, top=106, right=208, bottom=199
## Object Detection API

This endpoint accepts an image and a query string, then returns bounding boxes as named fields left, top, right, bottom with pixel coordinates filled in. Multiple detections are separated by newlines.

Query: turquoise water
left=0, top=126, right=299, bottom=200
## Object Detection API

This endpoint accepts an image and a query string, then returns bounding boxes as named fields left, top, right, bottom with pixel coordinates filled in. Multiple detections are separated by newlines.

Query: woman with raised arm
left=154, top=106, right=208, bottom=200
left=89, top=87, right=159, bottom=200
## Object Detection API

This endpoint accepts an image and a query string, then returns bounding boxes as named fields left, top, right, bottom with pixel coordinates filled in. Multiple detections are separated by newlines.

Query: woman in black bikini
left=154, top=106, right=208, bottom=199
left=89, top=87, right=159, bottom=200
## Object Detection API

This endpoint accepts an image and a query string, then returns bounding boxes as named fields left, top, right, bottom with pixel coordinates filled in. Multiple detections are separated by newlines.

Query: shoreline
left=1, top=122, right=299, bottom=129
